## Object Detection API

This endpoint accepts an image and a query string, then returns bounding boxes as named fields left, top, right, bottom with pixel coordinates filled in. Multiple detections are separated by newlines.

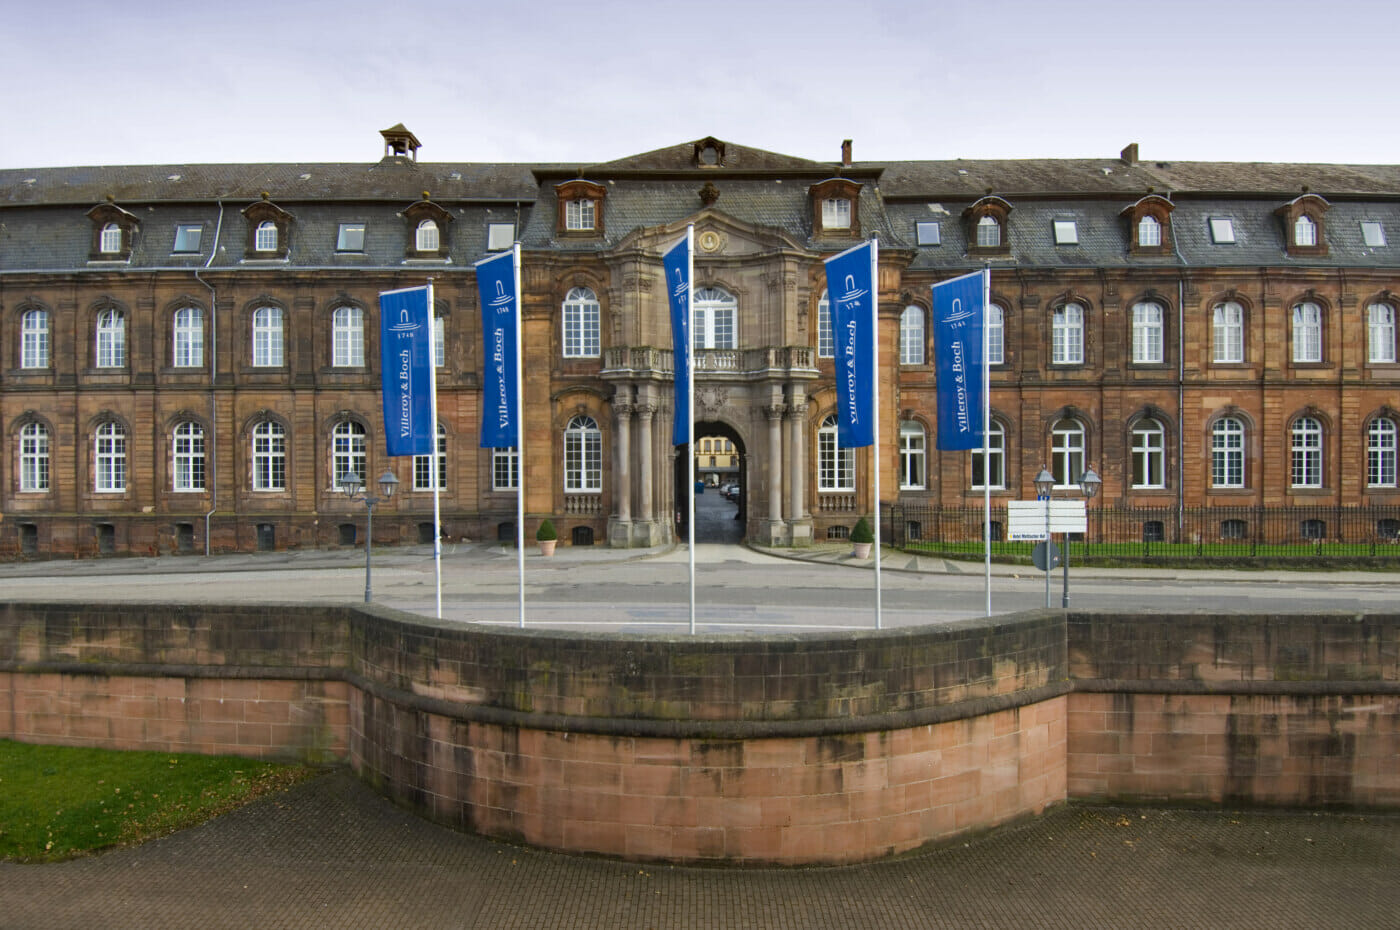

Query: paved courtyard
left=3, top=771, right=1397, bottom=930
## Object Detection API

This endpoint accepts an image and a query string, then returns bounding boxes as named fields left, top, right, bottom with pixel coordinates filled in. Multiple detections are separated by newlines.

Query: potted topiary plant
left=850, top=516, right=874, bottom=559
left=536, top=518, right=557, bottom=556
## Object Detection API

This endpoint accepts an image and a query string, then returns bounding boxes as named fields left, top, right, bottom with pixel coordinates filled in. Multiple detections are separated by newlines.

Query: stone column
left=767, top=404, right=785, bottom=525
left=636, top=404, right=655, bottom=523
left=789, top=398, right=807, bottom=520
left=613, top=402, right=632, bottom=523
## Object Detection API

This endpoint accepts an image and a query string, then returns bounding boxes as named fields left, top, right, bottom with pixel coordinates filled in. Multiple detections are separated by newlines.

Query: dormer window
left=416, top=219, right=440, bottom=252
left=1275, top=193, right=1329, bottom=257
left=554, top=180, right=607, bottom=237
left=808, top=178, right=862, bottom=238
left=963, top=196, right=1013, bottom=256
left=100, top=223, right=123, bottom=253
left=254, top=221, right=278, bottom=252
left=1138, top=215, right=1161, bottom=247
left=1121, top=195, right=1174, bottom=256
left=402, top=197, right=452, bottom=259
left=241, top=198, right=293, bottom=259
left=86, top=201, right=138, bottom=261
left=977, top=216, right=1001, bottom=247
left=1294, top=215, right=1317, bottom=247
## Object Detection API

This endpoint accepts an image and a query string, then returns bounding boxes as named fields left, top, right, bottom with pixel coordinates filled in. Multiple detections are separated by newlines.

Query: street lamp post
left=1061, top=467, right=1102, bottom=608
left=340, top=471, right=400, bottom=603
left=1033, top=467, right=1055, bottom=609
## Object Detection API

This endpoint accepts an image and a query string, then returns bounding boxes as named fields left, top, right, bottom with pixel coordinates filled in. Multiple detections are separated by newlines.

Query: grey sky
left=4, top=0, right=1397, bottom=169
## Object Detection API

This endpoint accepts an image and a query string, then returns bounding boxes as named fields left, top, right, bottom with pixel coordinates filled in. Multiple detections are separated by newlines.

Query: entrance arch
left=674, top=420, right=746, bottom=543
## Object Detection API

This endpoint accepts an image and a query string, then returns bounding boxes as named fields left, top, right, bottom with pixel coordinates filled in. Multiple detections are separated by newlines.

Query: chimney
left=841, top=139, right=852, bottom=167
left=1120, top=143, right=1139, bottom=165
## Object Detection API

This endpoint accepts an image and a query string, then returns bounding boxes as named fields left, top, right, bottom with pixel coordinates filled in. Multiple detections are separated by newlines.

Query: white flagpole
left=982, top=266, right=992, bottom=617
left=686, top=224, right=697, bottom=635
left=427, top=278, right=443, bottom=619
left=871, top=237, right=883, bottom=630
left=513, top=242, right=526, bottom=629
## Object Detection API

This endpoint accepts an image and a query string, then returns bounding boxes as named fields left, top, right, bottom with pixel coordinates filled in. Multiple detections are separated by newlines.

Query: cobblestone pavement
left=4, top=772, right=1397, bottom=930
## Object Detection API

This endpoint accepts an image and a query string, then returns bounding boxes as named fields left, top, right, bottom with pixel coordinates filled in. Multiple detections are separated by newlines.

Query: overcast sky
left=4, top=0, right=1398, bottom=170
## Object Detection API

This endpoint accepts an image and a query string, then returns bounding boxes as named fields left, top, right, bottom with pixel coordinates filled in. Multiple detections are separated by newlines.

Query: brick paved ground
left=3, top=771, right=1397, bottom=930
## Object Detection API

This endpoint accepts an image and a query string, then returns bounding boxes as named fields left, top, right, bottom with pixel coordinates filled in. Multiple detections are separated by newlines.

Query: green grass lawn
left=0, top=740, right=315, bottom=862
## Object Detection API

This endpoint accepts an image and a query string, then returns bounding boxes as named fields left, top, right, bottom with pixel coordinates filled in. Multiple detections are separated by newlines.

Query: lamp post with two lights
left=339, top=470, right=400, bottom=603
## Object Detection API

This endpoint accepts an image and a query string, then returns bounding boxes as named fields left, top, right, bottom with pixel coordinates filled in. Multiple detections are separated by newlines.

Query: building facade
left=2, top=128, right=1398, bottom=557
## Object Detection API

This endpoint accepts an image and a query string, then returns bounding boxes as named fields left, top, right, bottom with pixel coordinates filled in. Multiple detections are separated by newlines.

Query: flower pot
left=538, top=539, right=557, bottom=557
left=852, top=541, right=872, bottom=559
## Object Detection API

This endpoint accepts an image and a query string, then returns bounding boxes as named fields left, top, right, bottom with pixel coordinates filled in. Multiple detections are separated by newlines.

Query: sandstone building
left=2, top=127, right=1398, bottom=556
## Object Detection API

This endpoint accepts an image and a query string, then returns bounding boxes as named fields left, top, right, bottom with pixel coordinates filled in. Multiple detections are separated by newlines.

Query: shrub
left=535, top=519, right=557, bottom=542
left=850, top=517, right=874, bottom=544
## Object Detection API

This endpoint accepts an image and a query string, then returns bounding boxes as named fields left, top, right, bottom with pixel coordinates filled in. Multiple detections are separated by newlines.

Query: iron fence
left=882, top=503, right=1400, bottom=562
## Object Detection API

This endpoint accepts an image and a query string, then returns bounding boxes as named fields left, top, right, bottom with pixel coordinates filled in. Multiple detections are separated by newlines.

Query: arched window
left=94, top=421, right=126, bottom=492
left=692, top=287, right=737, bottom=350
left=19, top=422, right=49, bottom=492
left=172, top=421, right=205, bottom=491
left=99, top=222, right=123, bottom=254
left=21, top=308, right=49, bottom=369
left=251, top=420, right=287, bottom=490
left=332, top=421, right=367, bottom=488
left=252, top=306, right=284, bottom=367
left=562, top=287, right=600, bottom=358
left=1131, top=418, right=1165, bottom=489
left=416, top=219, right=440, bottom=252
left=1211, top=417, right=1245, bottom=488
left=564, top=415, right=602, bottom=492
left=817, top=289, right=833, bottom=358
left=173, top=307, right=204, bottom=368
left=1290, top=416, right=1323, bottom=488
left=1292, top=301, right=1322, bottom=363
left=254, top=221, right=278, bottom=252
left=1295, top=215, right=1317, bottom=247
left=1131, top=301, right=1164, bottom=364
left=972, top=421, right=1005, bottom=490
left=986, top=304, right=1005, bottom=365
left=1368, top=302, right=1396, bottom=364
left=332, top=306, right=364, bottom=367
left=1051, top=303, right=1084, bottom=365
left=899, top=306, right=925, bottom=365
left=1212, top=301, right=1245, bottom=363
left=976, top=215, right=1001, bottom=248
left=898, top=421, right=926, bottom=490
left=1051, top=418, right=1085, bottom=488
left=96, top=309, right=125, bottom=368
left=1368, top=417, right=1397, bottom=487
left=1138, top=215, right=1161, bottom=248
left=818, top=414, right=854, bottom=491
left=414, top=423, right=448, bottom=490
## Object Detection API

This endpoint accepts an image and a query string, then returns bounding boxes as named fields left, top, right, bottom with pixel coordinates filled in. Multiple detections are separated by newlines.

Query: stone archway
left=674, top=420, right=746, bottom=543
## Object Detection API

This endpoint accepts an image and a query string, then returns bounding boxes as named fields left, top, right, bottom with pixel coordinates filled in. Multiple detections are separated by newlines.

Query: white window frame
left=1131, top=418, right=1166, bottom=489
left=1367, top=418, right=1397, bottom=488
left=415, top=219, right=440, bottom=253
left=251, top=420, right=286, bottom=491
left=986, top=305, right=1004, bottom=365
left=822, top=198, right=851, bottom=230
left=1213, top=301, right=1244, bottom=363
left=1292, top=301, right=1322, bottom=363
left=1361, top=221, right=1387, bottom=247
left=173, top=307, right=204, bottom=368
left=21, top=308, right=49, bottom=369
left=1209, top=217, right=1235, bottom=244
left=1368, top=303, right=1396, bottom=363
left=1138, top=215, right=1161, bottom=247
left=332, top=421, right=367, bottom=489
left=915, top=221, right=941, bottom=246
left=817, top=290, right=833, bottom=358
left=253, top=306, right=284, bottom=367
left=899, top=306, right=925, bottom=365
left=565, top=199, right=595, bottom=231
left=692, top=287, right=737, bottom=351
left=1294, top=214, right=1317, bottom=247
left=1051, top=303, right=1084, bottom=365
left=1290, top=417, right=1323, bottom=488
left=332, top=305, right=365, bottom=367
left=1051, top=418, right=1085, bottom=489
left=254, top=221, right=278, bottom=252
left=1211, top=417, right=1245, bottom=488
left=19, top=422, right=49, bottom=492
left=971, top=421, right=1006, bottom=490
left=1131, top=301, right=1164, bottom=364
left=99, top=222, right=123, bottom=254
left=336, top=222, right=366, bottom=252
left=975, top=215, right=1000, bottom=248
left=562, top=287, right=600, bottom=358
left=564, top=415, right=602, bottom=492
left=172, top=421, right=205, bottom=492
left=898, top=422, right=926, bottom=490
left=173, top=224, right=203, bottom=253
left=486, top=223, right=514, bottom=251
left=818, top=414, right=855, bottom=492
left=96, top=309, right=125, bottom=368
left=414, top=424, right=448, bottom=490
left=95, top=421, right=126, bottom=493
left=434, top=313, right=446, bottom=368
left=492, top=446, right=519, bottom=491
left=1052, top=219, right=1078, bottom=245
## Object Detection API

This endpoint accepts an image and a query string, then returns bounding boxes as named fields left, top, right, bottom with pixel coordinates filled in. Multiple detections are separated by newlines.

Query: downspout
left=193, top=201, right=224, bottom=555
left=1170, top=197, right=1187, bottom=532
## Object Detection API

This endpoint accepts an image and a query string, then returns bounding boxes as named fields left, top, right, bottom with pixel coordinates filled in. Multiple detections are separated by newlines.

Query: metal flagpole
left=982, top=266, right=992, bottom=617
left=513, top=242, right=526, bottom=628
left=871, top=237, right=883, bottom=630
left=427, top=278, right=443, bottom=619
left=686, top=225, right=697, bottom=635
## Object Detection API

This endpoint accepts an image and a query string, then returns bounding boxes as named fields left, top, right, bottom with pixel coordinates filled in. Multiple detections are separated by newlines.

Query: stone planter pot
left=538, top=539, right=557, bottom=557
left=852, top=541, right=872, bottom=559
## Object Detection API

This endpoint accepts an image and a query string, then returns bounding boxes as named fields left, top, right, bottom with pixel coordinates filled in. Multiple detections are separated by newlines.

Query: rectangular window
left=817, top=294, right=833, bottom=358
left=21, top=311, right=49, bottom=369
left=1209, top=217, right=1236, bottom=244
left=899, top=427, right=926, bottom=490
left=915, top=221, right=941, bottom=246
left=1368, top=303, right=1395, bottom=363
left=253, top=307, right=284, bottom=367
left=1213, top=304, right=1244, bottom=363
left=434, top=314, right=446, bottom=368
left=95, top=426, right=126, bottom=493
left=1291, top=421, right=1323, bottom=488
left=1292, top=303, right=1322, bottom=363
left=1132, top=303, right=1164, bottom=364
left=487, top=223, right=514, bottom=251
left=336, top=223, right=366, bottom=252
left=1368, top=420, right=1397, bottom=487
left=565, top=199, right=595, bottom=231
left=173, top=224, right=203, bottom=253
left=173, top=425, right=205, bottom=492
left=1051, top=304, right=1084, bottom=365
left=985, top=306, right=1004, bottom=365
left=20, top=425, right=49, bottom=492
left=822, top=199, right=851, bottom=229
left=414, top=430, right=448, bottom=490
left=1131, top=424, right=1165, bottom=488
left=173, top=308, right=204, bottom=368
left=493, top=447, right=519, bottom=490
left=970, top=427, right=1005, bottom=490
left=1052, top=220, right=1078, bottom=245
left=1362, top=221, right=1387, bottom=247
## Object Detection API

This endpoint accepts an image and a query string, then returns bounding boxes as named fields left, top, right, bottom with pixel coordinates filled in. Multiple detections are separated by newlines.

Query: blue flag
left=477, top=249, right=520, bottom=448
left=824, top=241, right=876, bottom=448
left=663, top=234, right=691, bottom=446
left=932, top=270, right=986, bottom=450
left=379, top=285, right=434, bottom=456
